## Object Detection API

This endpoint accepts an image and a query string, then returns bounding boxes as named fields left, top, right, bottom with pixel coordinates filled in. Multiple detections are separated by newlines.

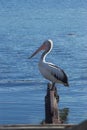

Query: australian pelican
left=29, top=39, right=69, bottom=89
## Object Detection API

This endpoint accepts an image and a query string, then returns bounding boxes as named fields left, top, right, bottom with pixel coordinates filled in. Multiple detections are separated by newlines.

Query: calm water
left=0, top=0, right=87, bottom=124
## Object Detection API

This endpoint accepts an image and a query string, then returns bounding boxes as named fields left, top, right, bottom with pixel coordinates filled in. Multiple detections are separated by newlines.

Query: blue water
left=0, top=0, right=87, bottom=124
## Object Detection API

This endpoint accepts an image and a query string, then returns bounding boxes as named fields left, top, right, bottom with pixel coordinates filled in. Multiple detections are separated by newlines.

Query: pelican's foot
left=47, top=83, right=52, bottom=90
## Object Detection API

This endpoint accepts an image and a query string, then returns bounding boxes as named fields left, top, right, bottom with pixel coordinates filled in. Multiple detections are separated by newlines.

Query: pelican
left=29, top=39, right=69, bottom=89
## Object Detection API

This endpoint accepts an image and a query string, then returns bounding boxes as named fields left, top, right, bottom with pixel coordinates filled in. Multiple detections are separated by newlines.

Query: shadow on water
left=0, top=79, right=47, bottom=92
left=0, top=79, right=46, bottom=86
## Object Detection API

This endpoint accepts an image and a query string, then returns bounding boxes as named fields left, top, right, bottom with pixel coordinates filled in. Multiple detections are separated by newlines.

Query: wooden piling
left=45, top=83, right=61, bottom=124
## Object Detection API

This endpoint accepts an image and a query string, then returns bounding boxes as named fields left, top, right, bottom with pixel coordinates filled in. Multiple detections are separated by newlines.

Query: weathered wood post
left=45, top=83, right=61, bottom=124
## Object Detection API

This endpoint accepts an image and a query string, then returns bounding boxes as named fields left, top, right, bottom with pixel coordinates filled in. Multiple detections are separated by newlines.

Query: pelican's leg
left=51, top=82, right=55, bottom=90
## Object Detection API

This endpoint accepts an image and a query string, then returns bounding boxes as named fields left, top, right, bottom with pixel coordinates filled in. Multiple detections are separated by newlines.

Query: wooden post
left=45, top=83, right=61, bottom=124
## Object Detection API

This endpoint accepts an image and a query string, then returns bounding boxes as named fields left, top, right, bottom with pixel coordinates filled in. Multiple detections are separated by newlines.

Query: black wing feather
left=49, top=63, right=69, bottom=86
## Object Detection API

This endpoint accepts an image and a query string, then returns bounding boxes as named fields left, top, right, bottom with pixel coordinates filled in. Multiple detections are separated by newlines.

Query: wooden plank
left=0, top=120, right=87, bottom=130
left=0, top=124, right=75, bottom=130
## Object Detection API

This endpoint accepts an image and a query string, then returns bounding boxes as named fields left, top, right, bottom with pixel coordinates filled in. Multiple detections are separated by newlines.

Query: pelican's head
left=29, top=39, right=53, bottom=59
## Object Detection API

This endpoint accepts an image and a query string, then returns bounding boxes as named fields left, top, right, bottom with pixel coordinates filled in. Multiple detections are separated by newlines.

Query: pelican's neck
left=40, top=39, right=53, bottom=63
left=41, top=47, right=51, bottom=62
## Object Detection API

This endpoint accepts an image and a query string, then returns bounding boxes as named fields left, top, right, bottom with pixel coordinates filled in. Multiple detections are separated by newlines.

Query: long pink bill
left=29, top=44, right=46, bottom=59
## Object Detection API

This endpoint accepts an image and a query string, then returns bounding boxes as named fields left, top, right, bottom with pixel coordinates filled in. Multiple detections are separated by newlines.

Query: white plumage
left=29, top=39, right=69, bottom=89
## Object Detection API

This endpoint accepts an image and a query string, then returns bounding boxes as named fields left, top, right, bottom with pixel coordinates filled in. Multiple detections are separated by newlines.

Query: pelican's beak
left=29, top=44, right=46, bottom=59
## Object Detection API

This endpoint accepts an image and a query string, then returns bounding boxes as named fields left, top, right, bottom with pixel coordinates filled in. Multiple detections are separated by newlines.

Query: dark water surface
left=0, top=0, right=87, bottom=124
